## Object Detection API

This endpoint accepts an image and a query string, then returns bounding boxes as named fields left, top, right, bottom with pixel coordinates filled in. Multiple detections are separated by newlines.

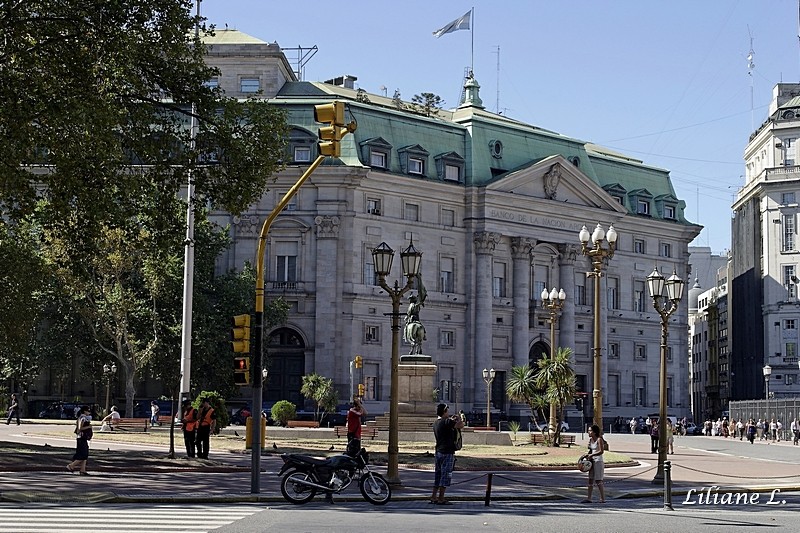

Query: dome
left=687, top=278, right=703, bottom=313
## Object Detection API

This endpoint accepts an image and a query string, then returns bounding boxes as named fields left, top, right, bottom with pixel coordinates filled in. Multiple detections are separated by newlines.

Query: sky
left=200, top=0, right=800, bottom=254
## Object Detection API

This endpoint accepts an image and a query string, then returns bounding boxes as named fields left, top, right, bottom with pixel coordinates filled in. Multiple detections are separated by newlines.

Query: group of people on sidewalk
left=700, top=417, right=799, bottom=444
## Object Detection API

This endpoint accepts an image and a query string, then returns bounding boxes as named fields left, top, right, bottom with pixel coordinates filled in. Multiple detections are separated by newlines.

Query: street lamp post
left=372, top=240, right=423, bottom=485
left=541, top=287, right=567, bottom=437
left=103, top=363, right=117, bottom=416
left=454, top=381, right=462, bottom=416
left=578, top=223, right=618, bottom=431
left=763, top=365, right=772, bottom=400
left=482, top=368, right=496, bottom=427
left=647, top=267, right=686, bottom=483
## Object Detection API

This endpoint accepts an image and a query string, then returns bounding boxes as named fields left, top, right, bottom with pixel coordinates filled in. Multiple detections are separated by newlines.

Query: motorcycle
left=278, top=447, right=391, bottom=505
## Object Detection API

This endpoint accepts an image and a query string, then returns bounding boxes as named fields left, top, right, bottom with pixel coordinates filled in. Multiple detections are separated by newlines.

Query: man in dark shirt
left=430, top=403, right=464, bottom=505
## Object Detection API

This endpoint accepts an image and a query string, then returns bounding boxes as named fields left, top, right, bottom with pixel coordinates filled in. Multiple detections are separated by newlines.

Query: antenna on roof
left=747, top=26, right=755, bottom=132
left=492, top=45, right=500, bottom=114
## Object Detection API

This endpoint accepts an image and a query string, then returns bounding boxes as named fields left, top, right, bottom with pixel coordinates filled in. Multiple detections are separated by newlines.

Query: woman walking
left=579, top=424, right=606, bottom=503
left=67, top=405, right=92, bottom=475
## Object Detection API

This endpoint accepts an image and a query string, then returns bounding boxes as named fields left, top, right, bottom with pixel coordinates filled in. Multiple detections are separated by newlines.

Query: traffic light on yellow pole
left=314, top=101, right=356, bottom=158
left=354, top=355, right=363, bottom=369
left=234, top=356, right=251, bottom=385
left=358, top=383, right=365, bottom=397
left=231, top=314, right=251, bottom=353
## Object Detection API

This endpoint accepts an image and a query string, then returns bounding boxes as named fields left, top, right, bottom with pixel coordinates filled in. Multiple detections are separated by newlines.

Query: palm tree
left=506, top=364, right=548, bottom=437
left=534, top=347, right=577, bottom=446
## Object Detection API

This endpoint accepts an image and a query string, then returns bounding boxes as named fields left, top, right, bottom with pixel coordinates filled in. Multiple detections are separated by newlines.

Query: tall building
left=733, top=83, right=800, bottom=400
left=203, top=30, right=701, bottom=424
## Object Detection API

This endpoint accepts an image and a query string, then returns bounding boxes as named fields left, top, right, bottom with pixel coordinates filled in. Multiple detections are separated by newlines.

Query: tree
left=506, top=364, right=548, bottom=436
left=300, top=373, right=339, bottom=423
left=409, top=92, right=445, bottom=117
left=0, top=0, right=287, bottom=263
left=534, top=347, right=577, bottom=446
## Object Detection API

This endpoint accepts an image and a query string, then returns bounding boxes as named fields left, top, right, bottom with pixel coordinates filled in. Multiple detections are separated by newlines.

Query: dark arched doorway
left=529, top=340, right=550, bottom=366
left=265, top=327, right=305, bottom=407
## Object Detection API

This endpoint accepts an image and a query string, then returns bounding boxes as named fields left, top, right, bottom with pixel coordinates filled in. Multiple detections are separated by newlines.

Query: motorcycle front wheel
left=359, top=472, right=391, bottom=505
left=280, top=470, right=318, bottom=504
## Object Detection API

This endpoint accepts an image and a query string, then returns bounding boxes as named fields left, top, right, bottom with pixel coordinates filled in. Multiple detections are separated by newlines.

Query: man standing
left=5, top=393, right=20, bottom=425
left=196, top=397, right=216, bottom=459
left=180, top=399, right=198, bottom=458
left=346, top=397, right=367, bottom=456
left=629, top=417, right=637, bottom=434
left=430, top=403, right=464, bottom=505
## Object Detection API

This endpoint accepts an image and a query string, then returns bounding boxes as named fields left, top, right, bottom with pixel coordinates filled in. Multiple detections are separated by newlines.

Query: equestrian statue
left=403, top=273, right=427, bottom=355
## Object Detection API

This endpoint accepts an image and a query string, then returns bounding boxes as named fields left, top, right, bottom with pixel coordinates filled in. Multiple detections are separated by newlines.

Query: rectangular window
left=784, top=265, right=796, bottom=298
left=667, top=376, right=673, bottom=407
left=364, top=325, right=380, bottom=343
left=278, top=191, right=297, bottom=211
left=783, top=192, right=796, bottom=204
left=204, top=77, right=219, bottom=89
left=440, top=257, right=455, bottom=293
left=276, top=255, right=297, bottom=282
left=634, top=375, right=646, bottom=407
left=667, top=346, right=673, bottom=362
left=787, top=342, right=797, bottom=358
left=370, top=151, right=387, bottom=168
left=608, top=342, right=620, bottom=359
left=607, top=277, right=619, bottom=310
left=367, top=198, right=382, bottom=215
left=786, top=319, right=797, bottom=330
left=664, top=205, right=676, bottom=219
left=293, top=146, right=311, bottom=163
left=635, top=344, right=647, bottom=360
left=634, top=280, right=646, bottom=312
left=575, top=277, right=586, bottom=306
left=408, top=157, right=424, bottom=175
left=440, top=330, right=454, bottom=348
left=404, top=203, right=419, bottom=221
left=783, top=214, right=795, bottom=251
left=607, top=374, right=620, bottom=406
left=660, top=242, right=672, bottom=257
left=364, top=363, right=378, bottom=400
left=441, top=208, right=455, bottom=226
left=444, top=164, right=460, bottom=181
left=637, top=200, right=650, bottom=215
left=240, top=78, right=260, bottom=93
left=363, top=257, right=378, bottom=285
left=534, top=280, right=546, bottom=304
left=492, top=262, right=506, bottom=298
left=634, top=239, right=646, bottom=254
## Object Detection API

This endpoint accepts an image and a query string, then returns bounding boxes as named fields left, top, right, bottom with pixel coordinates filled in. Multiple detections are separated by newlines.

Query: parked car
left=683, top=423, right=703, bottom=435
left=534, top=421, right=570, bottom=432
left=38, top=402, right=82, bottom=419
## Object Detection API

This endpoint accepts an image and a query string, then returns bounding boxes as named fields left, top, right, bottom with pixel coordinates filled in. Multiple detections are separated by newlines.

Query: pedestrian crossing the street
left=0, top=503, right=263, bottom=533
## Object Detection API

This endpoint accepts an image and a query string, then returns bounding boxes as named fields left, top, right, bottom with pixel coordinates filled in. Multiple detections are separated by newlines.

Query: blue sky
left=200, top=0, right=800, bottom=254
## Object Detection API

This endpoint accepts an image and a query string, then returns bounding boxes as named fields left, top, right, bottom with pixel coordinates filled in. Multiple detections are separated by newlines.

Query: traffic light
left=354, top=355, right=363, bottom=369
left=231, top=314, right=251, bottom=353
left=314, top=101, right=356, bottom=158
left=234, top=356, right=250, bottom=385
left=357, top=383, right=365, bottom=397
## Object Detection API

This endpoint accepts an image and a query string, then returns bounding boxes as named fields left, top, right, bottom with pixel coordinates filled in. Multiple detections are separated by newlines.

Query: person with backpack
left=67, top=405, right=92, bottom=475
left=430, top=403, right=464, bottom=505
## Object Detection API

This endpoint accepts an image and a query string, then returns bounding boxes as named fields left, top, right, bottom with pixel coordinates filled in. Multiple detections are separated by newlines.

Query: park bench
left=286, top=420, right=320, bottom=428
left=333, top=426, right=379, bottom=440
left=531, top=432, right=576, bottom=447
left=469, top=426, right=495, bottom=431
left=156, top=415, right=175, bottom=426
left=111, top=418, right=149, bottom=432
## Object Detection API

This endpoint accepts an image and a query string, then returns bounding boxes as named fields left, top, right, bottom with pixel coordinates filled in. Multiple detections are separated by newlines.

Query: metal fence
left=729, top=398, right=800, bottom=440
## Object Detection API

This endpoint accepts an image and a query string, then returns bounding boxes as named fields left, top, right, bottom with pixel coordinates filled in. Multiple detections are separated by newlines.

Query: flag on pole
left=432, top=10, right=471, bottom=38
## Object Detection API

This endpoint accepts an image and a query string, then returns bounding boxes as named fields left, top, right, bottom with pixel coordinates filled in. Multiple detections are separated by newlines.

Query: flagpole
left=471, top=7, right=475, bottom=74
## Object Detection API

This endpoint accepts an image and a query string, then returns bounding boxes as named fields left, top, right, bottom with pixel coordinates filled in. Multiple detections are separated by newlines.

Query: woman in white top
left=579, top=424, right=605, bottom=503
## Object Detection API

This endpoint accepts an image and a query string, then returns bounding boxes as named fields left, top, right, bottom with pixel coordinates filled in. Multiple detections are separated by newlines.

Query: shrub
left=271, top=400, right=297, bottom=426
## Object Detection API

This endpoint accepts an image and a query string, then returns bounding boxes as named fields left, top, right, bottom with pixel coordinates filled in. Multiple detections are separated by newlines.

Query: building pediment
left=486, top=155, right=627, bottom=213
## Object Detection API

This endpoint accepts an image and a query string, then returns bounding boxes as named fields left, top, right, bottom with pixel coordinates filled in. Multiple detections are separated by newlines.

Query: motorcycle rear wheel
left=280, top=470, right=318, bottom=504
left=359, top=472, right=391, bottom=505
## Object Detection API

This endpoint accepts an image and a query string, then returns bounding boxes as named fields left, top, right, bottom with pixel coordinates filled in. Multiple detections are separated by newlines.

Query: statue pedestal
left=397, top=359, right=437, bottom=415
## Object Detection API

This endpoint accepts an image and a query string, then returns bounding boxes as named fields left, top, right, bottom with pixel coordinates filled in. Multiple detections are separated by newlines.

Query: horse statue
left=403, top=274, right=427, bottom=355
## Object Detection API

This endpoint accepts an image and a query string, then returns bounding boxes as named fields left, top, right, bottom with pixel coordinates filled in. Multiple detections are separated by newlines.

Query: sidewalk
left=2, top=426, right=800, bottom=504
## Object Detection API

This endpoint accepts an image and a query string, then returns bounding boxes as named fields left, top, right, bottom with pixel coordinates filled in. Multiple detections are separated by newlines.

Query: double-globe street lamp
left=763, top=364, right=772, bottom=423
left=578, top=223, right=618, bottom=430
left=541, top=287, right=567, bottom=437
left=372, top=240, right=423, bottom=485
left=647, top=266, right=685, bottom=483
left=103, top=363, right=117, bottom=416
left=482, top=368, right=496, bottom=427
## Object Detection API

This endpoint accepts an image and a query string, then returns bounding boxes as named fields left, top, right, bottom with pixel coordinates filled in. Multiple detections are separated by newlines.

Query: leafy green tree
left=409, top=92, right=445, bottom=117
left=271, top=400, right=297, bottom=427
left=193, top=390, right=228, bottom=432
left=534, top=347, right=577, bottom=446
left=506, top=364, right=548, bottom=436
left=300, top=373, right=339, bottom=423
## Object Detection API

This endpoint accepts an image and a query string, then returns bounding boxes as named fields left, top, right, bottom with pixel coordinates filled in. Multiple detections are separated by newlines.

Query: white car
left=534, top=421, right=570, bottom=432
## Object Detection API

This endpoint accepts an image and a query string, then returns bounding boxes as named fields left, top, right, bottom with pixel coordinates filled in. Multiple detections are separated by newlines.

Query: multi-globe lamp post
left=103, top=363, right=117, bottom=416
left=541, top=287, right=567, bottom=437
left=371, top=240, right=423, bottom=485
left=578, top=223, right=617, bottom=430
left=482, top=368, right=496, bottom=427
left=647, top=266, right=685, bottom=483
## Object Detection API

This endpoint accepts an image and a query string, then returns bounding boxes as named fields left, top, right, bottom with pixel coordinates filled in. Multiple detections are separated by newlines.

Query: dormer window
left=360, top=137, right=393, bottom=170
left=398, top=145, right=429, bottom=177
left=294, top=146, right=311, bottom=163
left=435, top=151, right=465, bottom=183
left=637, top=200, right=650, bottom=215
left=629, top=188, right=654, bottom=217
left=664, top=205, right=675, bottom=219
left=288, top=127, right=316, bottom=164
left=370, top=151, right=387, bottom=168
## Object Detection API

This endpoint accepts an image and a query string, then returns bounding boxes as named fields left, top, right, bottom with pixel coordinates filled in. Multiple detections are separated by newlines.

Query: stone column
left=313, top=215, right=340, bottom=378
left=511, top=237, right=534, bottom=368
left=557, top=244, right=578, bottom=354
left=473, top=231, right=500, bottom=410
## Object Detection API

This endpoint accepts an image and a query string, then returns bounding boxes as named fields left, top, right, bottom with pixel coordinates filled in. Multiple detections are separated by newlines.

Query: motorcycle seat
left=287, top=453, right=331, bottom=466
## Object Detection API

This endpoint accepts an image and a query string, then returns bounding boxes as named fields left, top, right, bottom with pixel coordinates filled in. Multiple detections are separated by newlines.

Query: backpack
left=453, top=428, right=463, bottom=451
left=83, top=426, right=93, bottom=441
